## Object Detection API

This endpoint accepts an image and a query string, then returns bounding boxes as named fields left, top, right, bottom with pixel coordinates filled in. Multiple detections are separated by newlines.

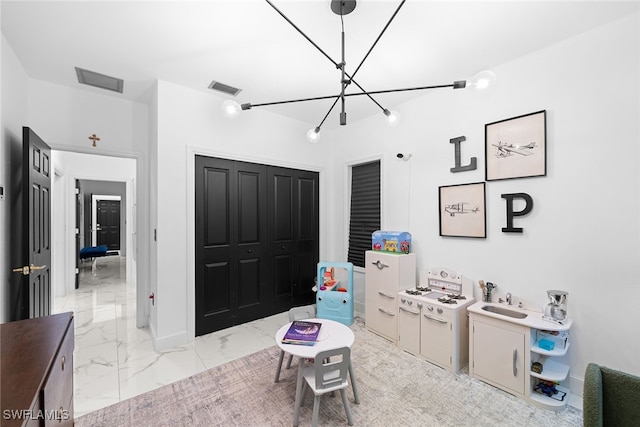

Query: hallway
left=53, top=256, right=287, bottom=417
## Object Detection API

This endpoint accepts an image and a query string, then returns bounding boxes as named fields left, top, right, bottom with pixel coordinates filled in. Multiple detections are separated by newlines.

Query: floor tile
left=54, top=255, right=289, bottom=418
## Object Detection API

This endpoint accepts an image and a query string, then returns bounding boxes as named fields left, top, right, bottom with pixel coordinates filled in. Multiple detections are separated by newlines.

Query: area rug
left=75, top=318, right=583, bottom=426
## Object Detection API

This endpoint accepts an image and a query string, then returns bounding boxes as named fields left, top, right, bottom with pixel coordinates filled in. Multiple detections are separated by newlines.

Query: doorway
left=50, top=151, right=137, bottom=306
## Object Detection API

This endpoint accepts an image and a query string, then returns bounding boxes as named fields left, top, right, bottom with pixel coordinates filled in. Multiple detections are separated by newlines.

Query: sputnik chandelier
left=222, top=0, right=495, bottom=142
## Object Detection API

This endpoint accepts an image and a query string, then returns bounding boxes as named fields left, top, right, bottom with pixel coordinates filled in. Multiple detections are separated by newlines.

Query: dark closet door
left=268, top=167, right=319, bottom=313
left=195, top=156, right=268, bottom=335
left=96, top=200, right=121, bottom=250
left=195, top=156, right=319, bottom=336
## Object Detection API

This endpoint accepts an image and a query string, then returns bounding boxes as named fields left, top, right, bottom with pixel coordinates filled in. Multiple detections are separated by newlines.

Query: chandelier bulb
left=384, top=109, right=401, bottom=127
left=221, top=100, right=241, bottom=119
left=468, top=70, right=496, bottom=91
left=306, top=126, right=321, bottom=143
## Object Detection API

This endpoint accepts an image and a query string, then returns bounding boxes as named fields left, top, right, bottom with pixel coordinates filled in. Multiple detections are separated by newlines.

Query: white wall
left=26, top=79, right=150, bottom=328
left=0, top=34, right=28, bottom=322
left=152, top=80, right=333, bottom=349
left=331, top=13, right=640, bottom=393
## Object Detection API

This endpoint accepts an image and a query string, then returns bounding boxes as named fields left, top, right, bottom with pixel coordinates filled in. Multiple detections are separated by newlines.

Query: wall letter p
left=502, top=193, right=533, bottom=233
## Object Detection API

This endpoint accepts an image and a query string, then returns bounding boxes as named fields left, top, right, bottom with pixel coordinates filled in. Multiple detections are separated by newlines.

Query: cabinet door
left=397, top=305, right=421, bottom=355
left=473, top=320, right=525, bottom=395
left=421, top=311, right=452, bottom=369
left=365, top=251, right=415, bottom=292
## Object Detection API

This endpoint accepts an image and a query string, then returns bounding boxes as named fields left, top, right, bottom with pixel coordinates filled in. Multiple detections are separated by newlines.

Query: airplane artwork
left=492, top=141, right=537, bottom=158
left=445, top=202, right=480, bottom=217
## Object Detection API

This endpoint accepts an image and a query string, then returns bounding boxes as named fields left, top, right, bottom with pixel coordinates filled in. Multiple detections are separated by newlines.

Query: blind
left=347, top=161, right=380, bottom=267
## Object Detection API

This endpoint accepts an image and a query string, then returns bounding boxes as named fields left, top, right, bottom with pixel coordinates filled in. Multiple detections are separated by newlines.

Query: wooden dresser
left=1, top=312, right=74, bottom=426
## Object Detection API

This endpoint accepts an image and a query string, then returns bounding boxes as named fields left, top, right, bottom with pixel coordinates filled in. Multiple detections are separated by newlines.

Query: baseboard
left=568, top=375, right=584, bottom=410
left=153, top=329, right=189, bottom=352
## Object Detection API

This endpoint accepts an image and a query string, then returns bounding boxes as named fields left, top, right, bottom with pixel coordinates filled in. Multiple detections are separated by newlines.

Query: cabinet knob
left=61, top=355, right=66, bottom=371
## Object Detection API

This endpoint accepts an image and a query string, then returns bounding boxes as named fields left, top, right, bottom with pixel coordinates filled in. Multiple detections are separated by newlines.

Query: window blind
left=347, top=161, right=380, bottom=267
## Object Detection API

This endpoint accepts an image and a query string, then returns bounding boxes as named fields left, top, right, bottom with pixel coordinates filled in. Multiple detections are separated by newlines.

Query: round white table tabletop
left=275, top=318, right=355, bottom=358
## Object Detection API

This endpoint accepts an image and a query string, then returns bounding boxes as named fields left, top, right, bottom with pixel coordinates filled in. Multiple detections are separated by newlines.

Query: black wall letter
left=502, top=193, right=534, bottom=233
left=450, top=136, right=477, bottom=172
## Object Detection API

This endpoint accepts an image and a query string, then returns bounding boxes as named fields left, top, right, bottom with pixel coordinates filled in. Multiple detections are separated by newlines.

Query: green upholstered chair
left=583, top=363, right=640, bottom=426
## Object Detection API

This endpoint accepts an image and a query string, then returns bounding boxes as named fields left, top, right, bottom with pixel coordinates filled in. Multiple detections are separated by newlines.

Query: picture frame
left=439, top=182, right=486, bottom=238
left=485, top=110, right=546, bottom=181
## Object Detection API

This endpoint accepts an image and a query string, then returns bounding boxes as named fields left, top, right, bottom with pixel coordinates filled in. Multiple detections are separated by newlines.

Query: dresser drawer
left=43, top=321, right=74, bottom=426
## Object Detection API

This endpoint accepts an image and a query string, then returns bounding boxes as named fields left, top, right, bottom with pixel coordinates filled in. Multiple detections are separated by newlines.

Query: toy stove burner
left=405, top=289, right=423, bottom=296
left=437, top=296, right=458, bottom=304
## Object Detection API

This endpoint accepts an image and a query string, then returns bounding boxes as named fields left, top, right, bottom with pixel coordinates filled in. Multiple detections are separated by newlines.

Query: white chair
left=293, top=346, right=354, bottom=427
left=274, top=304, right=316, bottom=383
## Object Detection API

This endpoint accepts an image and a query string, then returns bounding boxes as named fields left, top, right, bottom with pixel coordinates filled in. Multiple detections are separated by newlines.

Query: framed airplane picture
left=439, top=182, right=486, bottom=238
left=485, top=110, right=546, bottom=181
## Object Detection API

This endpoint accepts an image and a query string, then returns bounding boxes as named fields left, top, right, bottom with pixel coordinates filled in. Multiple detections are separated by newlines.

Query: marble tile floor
left=53, top=255, right=288, bottom=418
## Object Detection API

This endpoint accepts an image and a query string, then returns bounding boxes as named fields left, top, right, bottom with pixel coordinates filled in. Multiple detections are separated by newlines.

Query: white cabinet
left=469, top=314, right=527, bottom=397
left=365, top=251, right=416, bottom=342
left=468, top=303, right=573, bottom=410
left=421, top=304, right=470, bottom=373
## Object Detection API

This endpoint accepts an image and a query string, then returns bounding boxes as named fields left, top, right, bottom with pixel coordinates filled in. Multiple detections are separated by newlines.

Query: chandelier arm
left=347, top=83, right=460, bottom=96
left=265, top=0, right=340, bottom=69
left=244, top=93, right=342, bottom=108
left=318, top=96, right=342, bottom=128
left=243, top=82, right=462, bottom=109
left=263, top=0, right=393, bottom=121
left=349, top=80, right=387, bottom=112
left=350, top=0, right=406, bottom=82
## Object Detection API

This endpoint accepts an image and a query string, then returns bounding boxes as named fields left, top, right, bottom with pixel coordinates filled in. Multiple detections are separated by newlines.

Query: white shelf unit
left=529, top=328, right=571, bottom=409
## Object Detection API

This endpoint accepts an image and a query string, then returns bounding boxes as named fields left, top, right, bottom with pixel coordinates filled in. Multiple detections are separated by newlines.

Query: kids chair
left=274, top=304, right=316, bottom=383
left=293, top=346, right=354, bottom=427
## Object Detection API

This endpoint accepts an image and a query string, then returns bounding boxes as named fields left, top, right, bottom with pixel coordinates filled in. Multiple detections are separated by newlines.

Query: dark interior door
left=96, top=200, right=121, bottom=250
left=75, top=180, right=81, bottom=289
left=195, top=156, right=267, bottom=335
left=11, top=127, right=52, bottom=320
left=195, top=156, right=319, bottom=336
left=268, top=166, right=319, bottom=313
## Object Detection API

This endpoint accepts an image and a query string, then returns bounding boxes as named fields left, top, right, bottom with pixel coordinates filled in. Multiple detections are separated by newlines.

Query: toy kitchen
left=397, top=267, right=475, bottom=373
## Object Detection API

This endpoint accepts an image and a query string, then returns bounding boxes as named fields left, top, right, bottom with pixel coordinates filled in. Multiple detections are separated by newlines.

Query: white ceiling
left=2, top=1, right=638, bottom=129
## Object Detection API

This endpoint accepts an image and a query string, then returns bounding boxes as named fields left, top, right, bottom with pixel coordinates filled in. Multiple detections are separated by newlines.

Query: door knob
left=12, top=265, right=47, bottom=275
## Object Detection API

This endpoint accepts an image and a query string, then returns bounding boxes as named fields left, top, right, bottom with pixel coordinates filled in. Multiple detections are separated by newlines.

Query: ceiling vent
left=75, top=67, right=124, bottom=93
left=208, top=80, right=242, bottom=96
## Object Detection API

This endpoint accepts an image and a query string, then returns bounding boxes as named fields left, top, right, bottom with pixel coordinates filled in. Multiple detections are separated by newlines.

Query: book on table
left=281, top=320, right=322, bottom=345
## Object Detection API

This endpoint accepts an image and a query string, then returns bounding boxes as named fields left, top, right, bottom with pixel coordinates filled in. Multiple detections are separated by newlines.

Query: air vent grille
left=75, top=67, right=124, bottom=93
left=208, top=81, right=242, bottom=96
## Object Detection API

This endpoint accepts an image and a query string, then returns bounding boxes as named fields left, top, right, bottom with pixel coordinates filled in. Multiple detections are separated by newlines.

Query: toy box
left=371, top=230, right=411, bottom=254
left=316, top=262, right=354, bottom=326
